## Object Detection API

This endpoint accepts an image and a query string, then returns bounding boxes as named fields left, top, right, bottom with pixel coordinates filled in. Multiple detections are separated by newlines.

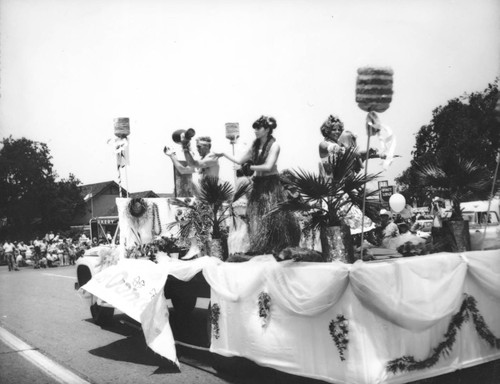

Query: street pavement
left=0, top=336, right=62, bottom=384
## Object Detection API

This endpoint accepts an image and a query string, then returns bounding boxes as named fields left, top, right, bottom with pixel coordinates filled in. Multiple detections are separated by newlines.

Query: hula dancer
left=216, top=115, right=300, bottom=255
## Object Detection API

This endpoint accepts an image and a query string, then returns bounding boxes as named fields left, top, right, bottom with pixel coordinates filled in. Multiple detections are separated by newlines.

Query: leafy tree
left=396, top=80, right=499, bottom=205
left=415, top=156, right=491, bottom=220
left=0, top=136, right=85, bottom=239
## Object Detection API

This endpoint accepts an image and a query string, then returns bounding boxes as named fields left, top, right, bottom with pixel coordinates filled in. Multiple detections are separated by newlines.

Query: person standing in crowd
left=3, top=239, right=19, bottom=271
left=216, top=115, right=300, bottom=255
left=40, top=239, right=48, bottom=262
left=66, top=238, right=76, bottom=265
left=46, top=231, right=55, bottom=243
left=78, top=232, right=89, bottom=245
left=430, top=196, right=447, bottom=251
left=15, top=242, right=24, bottom=267
left=25, top=242, right=34, bottom=265
left=378, top=209, right=400, bottom=247
left=33, top=236, right=43, bottom=269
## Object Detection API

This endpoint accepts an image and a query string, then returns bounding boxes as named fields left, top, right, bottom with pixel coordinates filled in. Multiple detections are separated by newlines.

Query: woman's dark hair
left=251, top=115, right=277, bottom=165
left=252, top=115, right=277, bottom=132
left=320, top=115, right=344, bottom=138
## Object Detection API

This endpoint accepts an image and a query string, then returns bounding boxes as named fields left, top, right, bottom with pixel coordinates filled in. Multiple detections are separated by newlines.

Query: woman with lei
left=216, top=115, right=300, bottom=255
left=318, top=115, right=378, bottom=243
left=319, top=114, right=345, bottom=175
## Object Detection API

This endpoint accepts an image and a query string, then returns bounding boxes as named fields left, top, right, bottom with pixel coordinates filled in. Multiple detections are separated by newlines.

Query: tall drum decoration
left=225, top=123, right=240, bottom=184
left=113, top=117, right=131, bottom=197
left=355, top=67, right=394, bottom=257
left=482, top=96, right=500, bottom=250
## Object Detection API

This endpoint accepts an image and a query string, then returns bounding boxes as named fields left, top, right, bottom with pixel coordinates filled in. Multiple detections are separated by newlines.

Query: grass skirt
left=247, top=175, right=300, bottom=254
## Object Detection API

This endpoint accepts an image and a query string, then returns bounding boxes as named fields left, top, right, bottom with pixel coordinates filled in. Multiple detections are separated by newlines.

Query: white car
left=462, top=210, right=500, bottom=251
left=75, top=244, right=212, bottom=348
left=461, top=200, right=500, bottom=250
left=75, top=245, right=116, bottom=325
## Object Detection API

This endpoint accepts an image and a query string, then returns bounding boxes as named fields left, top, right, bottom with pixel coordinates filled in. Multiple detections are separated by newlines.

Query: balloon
left=389, top=193, right=406, bottom=213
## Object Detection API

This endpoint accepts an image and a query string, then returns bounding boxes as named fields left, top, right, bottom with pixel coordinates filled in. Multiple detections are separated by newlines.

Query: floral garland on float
left=386, top=294, right=500, bottom=374
left=258, top=292, right=272, bottom=328
left=209, top=303, right=221, bottom=339
left=329, top=315, right=350, bottom=361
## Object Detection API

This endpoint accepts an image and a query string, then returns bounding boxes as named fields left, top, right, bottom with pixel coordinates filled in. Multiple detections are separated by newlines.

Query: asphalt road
left=0, top=265, right=241, bottom=384
left=0, top=264, right=498, bottom=384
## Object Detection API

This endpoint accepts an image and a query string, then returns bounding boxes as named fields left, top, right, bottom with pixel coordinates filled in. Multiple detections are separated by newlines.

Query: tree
left=0, top=136, right=85, bottom=239
left=415, top=156, right=491, bottom=220
left=396, top=80, right=499, bottom=205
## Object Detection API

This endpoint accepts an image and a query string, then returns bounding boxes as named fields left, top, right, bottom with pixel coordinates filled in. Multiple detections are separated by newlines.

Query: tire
left=90, top=296, right=115, bottom=326
left=78, top=265, right=114, bottom=326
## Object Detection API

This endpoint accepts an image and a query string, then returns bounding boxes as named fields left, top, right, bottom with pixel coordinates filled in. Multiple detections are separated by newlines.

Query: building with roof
left=129, top=190, right=160, bottom=199
left=71, top=181, right=126, bottom=227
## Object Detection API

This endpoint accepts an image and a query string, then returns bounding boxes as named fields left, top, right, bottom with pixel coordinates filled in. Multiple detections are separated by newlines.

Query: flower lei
left=258, top=292, right=272, bottom=328
left=329, top=315, right=350, bottom=361
left=209, top=303, right=221, bottom=339
left=387, top=294, right=500, bottom=374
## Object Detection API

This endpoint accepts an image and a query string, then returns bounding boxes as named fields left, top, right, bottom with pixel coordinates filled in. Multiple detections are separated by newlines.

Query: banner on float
left=81, top=259, right=170, bottom=323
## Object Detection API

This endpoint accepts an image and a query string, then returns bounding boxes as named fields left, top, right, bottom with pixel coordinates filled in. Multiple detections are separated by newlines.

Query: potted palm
left=169, top=177, right=251, bottom=260
left=275, top=147, right=380, bottom=263
left=416, top=156, right=491, bottom=252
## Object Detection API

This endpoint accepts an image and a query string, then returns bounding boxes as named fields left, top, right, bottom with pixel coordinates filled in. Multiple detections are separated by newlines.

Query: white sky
left=1, top=0, right=499, bottom=194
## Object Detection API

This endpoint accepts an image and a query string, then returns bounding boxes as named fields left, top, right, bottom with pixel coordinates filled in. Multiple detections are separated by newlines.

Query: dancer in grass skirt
left=216, top=116, right=300, bottom=255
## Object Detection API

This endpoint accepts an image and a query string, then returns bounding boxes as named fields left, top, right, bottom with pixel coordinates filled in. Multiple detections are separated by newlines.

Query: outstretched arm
left=215, top=146, right=252, bottom=165
left=164, top=147, right=194, bottom=175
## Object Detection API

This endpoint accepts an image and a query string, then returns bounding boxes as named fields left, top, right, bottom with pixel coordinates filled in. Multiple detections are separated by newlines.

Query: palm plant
left=169, top=176, right=251, bottom=246
left=274, top=147, right=380, bottom=260
left=416, top=156, right=491, bottom=220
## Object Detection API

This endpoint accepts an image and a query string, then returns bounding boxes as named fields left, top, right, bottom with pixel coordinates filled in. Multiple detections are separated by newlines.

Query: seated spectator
left=16, top=248, right=25, bottom=267
left=39, top=255, right=48, bottom=268
left=379, top=209, right=400, bottom=248
left=67, top=238, right=76, bottom=265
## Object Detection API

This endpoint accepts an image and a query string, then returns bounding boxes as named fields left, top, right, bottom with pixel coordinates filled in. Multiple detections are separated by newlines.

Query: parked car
left=461, top=199, right=500, bottom=251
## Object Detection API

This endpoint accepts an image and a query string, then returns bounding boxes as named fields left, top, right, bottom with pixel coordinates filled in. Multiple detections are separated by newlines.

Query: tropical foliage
left=415, top=156, right=492, bottom=220
left=275, top=147, right=380, bottom=230
left=169, top=177, right=251, bottom=242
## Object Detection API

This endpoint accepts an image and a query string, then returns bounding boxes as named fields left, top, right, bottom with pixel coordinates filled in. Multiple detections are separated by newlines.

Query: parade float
left=78, top=74, right=500, bottom=384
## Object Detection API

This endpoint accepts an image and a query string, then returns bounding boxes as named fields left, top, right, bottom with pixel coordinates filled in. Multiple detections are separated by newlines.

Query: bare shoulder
left=270, top=141, right=280, bottom=153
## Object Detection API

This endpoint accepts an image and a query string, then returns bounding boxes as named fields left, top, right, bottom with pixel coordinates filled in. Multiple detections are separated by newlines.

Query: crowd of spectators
left=0, top=231, right=110, bottom=271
